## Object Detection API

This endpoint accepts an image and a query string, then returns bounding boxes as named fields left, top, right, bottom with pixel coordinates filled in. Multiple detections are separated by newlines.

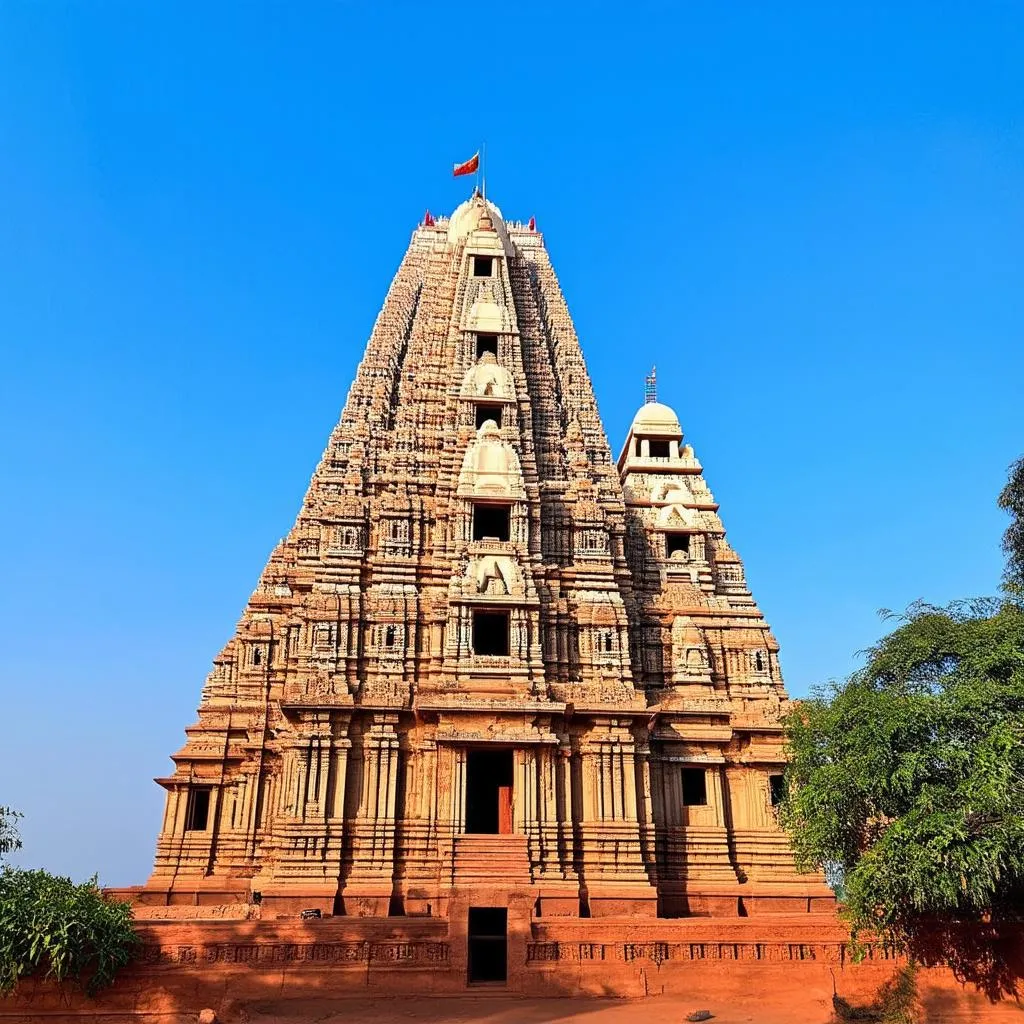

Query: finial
left=645, top=366, right=657, bottom=404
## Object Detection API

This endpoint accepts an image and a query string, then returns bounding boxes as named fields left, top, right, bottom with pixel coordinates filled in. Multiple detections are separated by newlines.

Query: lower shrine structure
left=142, top=192, right=831, bottom=936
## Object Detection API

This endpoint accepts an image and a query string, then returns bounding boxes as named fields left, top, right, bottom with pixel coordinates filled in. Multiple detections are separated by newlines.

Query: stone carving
left=145, top=192, right=827, bottom=920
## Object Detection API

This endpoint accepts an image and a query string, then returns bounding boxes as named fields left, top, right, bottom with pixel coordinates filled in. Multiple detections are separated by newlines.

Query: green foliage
left=780, top=599, right=1024, bottom=993
left=0, top=867, right=139, bottom=996
left=999, top=455, right=1024, bottom=597
left=0, top=808, right=21, bottom=862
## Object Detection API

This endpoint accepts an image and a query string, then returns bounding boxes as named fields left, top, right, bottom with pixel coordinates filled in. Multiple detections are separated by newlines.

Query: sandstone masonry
left=143, top=193, right=831, bottom=923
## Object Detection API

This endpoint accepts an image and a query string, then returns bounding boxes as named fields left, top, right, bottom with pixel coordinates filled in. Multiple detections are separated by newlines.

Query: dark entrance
left=465, top=748, right=513, bottom=834
left=467, top=907, right=507, bottom=984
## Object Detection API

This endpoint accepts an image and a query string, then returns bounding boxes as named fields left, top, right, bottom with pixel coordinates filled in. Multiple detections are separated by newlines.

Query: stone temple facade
left=144, top=193, right=829, bottom=923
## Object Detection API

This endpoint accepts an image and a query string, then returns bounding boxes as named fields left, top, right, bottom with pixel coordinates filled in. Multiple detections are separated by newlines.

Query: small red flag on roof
left=423, top=210, right=435, bottom=226
left=453, top=151, right=480, bottom=177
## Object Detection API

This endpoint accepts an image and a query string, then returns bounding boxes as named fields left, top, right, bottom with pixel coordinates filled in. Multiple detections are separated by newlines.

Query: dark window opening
left=666, top=533, right=690, bottom=558
left=473, top=503, right=511, bottom=542
left=476, top=404, right=502, bottom=429
left=648, top=439, right=671, bottom=458
left=473, top=255, right=493, bottom=277
left=252, top=647, right=262, bottom=666
left=754, top=651, right=765, bottom=672
left=769, top=774, right=786, bottom=806
left=682, top=768, right=707, bottom=807
left=473, top=610, right=509, bottom=656
left=467, top=906, right=507, bottom=983
left=602, top=632, right=614, bottom=653
left=465, top=748, right=514, bottom=835
left=476, top=333, right=498, bottom=358
left=385, top=625, right=396, bottom=648
left=635, top=438, right=643, bottom=456
left=185, top=787, right=211, bottom=831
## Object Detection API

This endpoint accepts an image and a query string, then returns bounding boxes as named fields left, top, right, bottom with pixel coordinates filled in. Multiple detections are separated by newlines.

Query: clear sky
left=1, top=3, right=1021, bottom=886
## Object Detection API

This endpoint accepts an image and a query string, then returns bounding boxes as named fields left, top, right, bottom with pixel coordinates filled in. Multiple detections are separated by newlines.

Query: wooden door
left=497, top=785, right=513, bottom=834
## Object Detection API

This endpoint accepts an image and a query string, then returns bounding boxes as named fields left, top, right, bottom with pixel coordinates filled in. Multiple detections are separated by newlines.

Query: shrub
left=0, top=867, right=139, bottom=995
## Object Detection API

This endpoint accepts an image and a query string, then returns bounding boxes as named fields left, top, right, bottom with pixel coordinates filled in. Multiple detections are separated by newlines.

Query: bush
left=0, top=867, right=139, bottom=995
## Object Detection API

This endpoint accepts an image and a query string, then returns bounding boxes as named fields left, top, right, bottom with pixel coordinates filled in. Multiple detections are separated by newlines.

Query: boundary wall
left=2, top=916, right=1018, bottom=1022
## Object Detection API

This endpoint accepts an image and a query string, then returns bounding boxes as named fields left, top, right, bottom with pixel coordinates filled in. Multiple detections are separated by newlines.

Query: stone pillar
left=251, top=711, right=351, bottom=915
left=342, top=712, right=400, bottom=914
left=574, top=717, right=657, bottom=917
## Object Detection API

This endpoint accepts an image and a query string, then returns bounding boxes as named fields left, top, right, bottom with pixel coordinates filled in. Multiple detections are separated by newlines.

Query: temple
left=143, top=193, right=830, bottom=927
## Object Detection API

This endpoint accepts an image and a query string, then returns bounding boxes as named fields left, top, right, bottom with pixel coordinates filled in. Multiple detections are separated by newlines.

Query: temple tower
left=145, top=193, right=828, bottom=920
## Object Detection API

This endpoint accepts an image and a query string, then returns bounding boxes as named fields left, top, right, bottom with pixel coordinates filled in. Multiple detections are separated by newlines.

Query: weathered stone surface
left=143, top=193, right=831, bottom=918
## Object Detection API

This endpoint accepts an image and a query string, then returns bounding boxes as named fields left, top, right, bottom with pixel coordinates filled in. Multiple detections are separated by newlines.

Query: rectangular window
left=185, top=787, right=211, bottom=831
left=475, top=404, right=502, bottom=429
left=473, top=255, right=493, bottom=277
left=665, top=533, right=690, bottom=558
left=473, top=503, right=511, bottom=542
left=681, top=768, right=707, bottom=806
left=769, top=774, right=786, bottom=806
left=472, top=610, right=510, bottom=656
left=648, top=439, right=671, bottom=458
left=476, top=334, right=498, bottom=358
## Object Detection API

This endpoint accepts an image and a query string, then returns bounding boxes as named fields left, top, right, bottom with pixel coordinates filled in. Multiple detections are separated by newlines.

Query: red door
left=497, top=785, right=513, bottom=834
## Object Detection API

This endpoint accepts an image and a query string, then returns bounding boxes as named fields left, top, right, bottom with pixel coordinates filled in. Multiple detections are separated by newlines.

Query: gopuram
left=143, top=192, right=830, bottom=927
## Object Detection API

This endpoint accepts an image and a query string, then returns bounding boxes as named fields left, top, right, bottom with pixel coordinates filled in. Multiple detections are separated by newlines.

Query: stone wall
left=2, top=917, right=1017, bottom=1023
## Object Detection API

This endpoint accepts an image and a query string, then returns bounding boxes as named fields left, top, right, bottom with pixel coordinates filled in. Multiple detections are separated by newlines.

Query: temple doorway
left=467, top=907, right=508, bottom=984
left=465, top=748, right=513, bottom=834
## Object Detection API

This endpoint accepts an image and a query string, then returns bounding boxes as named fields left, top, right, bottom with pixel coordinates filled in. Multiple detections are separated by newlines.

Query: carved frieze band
left=140, top=941, right=450, bottom=969
left=525, top=941, right=897, bottom=965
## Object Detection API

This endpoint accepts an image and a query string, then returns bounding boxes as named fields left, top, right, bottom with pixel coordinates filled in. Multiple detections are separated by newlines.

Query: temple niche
left=457, top=421, right=525, bottom=499
left=460, top=353, right=515, bottom=401
left=144, top=192, right=828, bottom=930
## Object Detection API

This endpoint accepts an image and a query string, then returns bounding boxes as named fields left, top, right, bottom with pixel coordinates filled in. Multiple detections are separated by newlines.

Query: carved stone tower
left=145, top=194, right=828, bottom=920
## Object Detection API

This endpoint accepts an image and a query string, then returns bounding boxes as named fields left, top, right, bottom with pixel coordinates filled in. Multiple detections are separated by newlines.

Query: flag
left=453, top=152, right=480, bottom=177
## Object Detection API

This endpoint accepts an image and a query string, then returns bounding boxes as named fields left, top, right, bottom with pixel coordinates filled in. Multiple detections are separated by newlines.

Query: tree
left=0, top=868, right=139, bottom=996
left=0, top=808, right=21, bottom=863
left=999, top=455, right=1024, bottom=596
left=780, top=598, right=1024, bottom=997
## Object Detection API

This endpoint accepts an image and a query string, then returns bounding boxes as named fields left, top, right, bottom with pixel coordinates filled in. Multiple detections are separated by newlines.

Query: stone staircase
left=451, top=834, right=532, bottom=887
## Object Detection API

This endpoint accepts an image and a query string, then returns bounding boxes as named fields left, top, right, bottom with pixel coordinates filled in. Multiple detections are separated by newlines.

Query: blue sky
left=1, top=3, right=1021, bottom=886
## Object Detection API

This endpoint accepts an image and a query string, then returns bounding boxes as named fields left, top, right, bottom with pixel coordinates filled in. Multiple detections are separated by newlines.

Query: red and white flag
left=453, top=151, right=480, bottom=177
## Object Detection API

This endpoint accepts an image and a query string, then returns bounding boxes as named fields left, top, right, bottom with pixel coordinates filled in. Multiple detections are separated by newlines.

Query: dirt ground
left=242, top=993, right=831, bottom=1024
left=239, top=991, right=1023, bottom=1024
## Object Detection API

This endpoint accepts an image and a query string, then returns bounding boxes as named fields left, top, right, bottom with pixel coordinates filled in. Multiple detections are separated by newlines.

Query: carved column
left=574, top=717, right=657, bottom=914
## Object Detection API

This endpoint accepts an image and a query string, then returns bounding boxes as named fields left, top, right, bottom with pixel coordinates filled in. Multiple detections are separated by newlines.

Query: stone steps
left=452, top=833, right=531, bottom=885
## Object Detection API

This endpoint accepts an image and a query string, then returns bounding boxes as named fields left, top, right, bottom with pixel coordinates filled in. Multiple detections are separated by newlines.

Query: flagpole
left=482, top=142, right=486, bottom=200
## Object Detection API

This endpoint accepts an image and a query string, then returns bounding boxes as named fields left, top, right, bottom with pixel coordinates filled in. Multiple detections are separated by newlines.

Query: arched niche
left=452, top=554, right=526, bottom=598
left=670, top=615, right=713, bottom=685
left=457, top=422, right=525, bottom=498
left=460, top=355, right=515, bottom=401
left=466, top=282, right=512, bottom=333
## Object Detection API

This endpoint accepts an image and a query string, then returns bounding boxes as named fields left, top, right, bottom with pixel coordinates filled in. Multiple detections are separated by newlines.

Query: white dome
left=631, top=401, right=681, bottom=436
left=447, top=195, right=507, bottom=245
